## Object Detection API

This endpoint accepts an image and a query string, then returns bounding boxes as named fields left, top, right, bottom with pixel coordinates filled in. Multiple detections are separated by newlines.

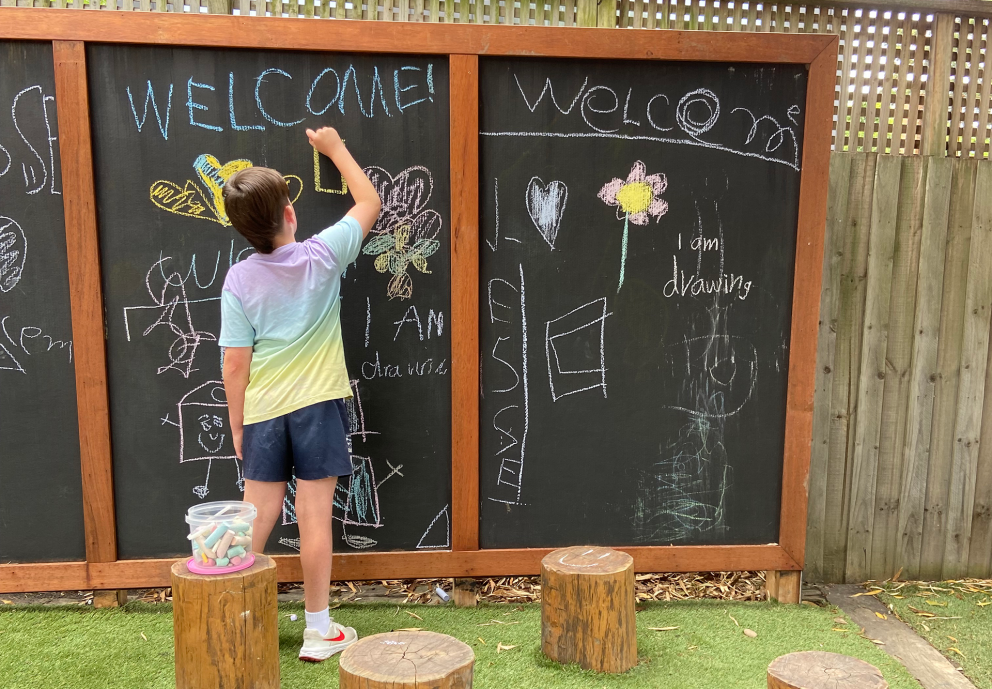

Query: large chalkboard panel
left=480, top=57, right=806, bottom=549
left=88, top=46, right=451, bottom=559
left=0, top=41, right=85, bottom=562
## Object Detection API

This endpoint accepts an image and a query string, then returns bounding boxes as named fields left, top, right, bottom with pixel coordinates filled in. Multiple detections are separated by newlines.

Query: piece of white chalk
left=289, top=614, right=298, bottom=622
left=187, top=525, right=212, bottom=541
left=435, top=587, right=450, bottom=602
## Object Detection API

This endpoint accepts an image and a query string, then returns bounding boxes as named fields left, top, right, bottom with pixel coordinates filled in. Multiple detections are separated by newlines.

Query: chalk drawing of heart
left=150, top=155, right=302, bottom=226
left=0, top=216, right=27, bottom=293
left=526, top=177, right=568, bottom=250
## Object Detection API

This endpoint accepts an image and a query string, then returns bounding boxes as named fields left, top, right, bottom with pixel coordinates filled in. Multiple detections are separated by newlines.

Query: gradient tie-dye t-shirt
left=219, top=216, right=363, bottom=425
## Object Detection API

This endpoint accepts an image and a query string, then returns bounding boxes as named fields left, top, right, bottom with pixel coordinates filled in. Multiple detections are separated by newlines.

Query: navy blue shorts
left=242, top=399, right=353, bottom=482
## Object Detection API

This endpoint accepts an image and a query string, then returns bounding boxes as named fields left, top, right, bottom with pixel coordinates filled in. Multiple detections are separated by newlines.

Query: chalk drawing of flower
left=598, top=161, right=668, bottom=292
left=362, top=223, right=440, bottom=300
left=149, top=154, right=302, bottom=227
left=361, top=165, right=442, bottom=300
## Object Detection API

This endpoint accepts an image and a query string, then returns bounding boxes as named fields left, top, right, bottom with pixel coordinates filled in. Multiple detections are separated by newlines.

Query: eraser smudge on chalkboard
left=435, top=587, right=450, bottom=602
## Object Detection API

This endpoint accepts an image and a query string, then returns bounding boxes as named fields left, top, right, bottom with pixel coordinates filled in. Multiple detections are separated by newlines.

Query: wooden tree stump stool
left=768, top=652, right=888, bottom=689
left=171, top=554, right=279, bottom=689
left=541, top=546, right=636, bottom=673
left=339, top=631, right=475, bottom=689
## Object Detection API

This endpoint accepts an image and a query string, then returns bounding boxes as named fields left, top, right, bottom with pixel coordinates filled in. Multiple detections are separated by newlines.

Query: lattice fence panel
left=950, top=16, right=992, bottom=157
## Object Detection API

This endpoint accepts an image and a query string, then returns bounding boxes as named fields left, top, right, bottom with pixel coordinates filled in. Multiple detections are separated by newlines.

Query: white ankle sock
left=305, top=607, right=330, bottom=636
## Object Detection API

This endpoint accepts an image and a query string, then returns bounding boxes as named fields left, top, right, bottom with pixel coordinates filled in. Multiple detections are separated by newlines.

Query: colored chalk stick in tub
left=232, top=536, right=252, bottom=547
left=215, top=530, right=236, bottom=559
left=194, top=535, right=217, bottom=560
left=203, top=524, right=229, bottom=549
left=215, top=558, right=230, bottom=567
left=226, top=546, right=246, bottom=559
left=230, top=556, right=242, bottom=566
left=229, top=522, right=250, bottom=534
left=187, top=525, right=212, bottom=541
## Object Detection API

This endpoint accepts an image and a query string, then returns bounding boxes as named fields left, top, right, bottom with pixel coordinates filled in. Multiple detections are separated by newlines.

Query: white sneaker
left=298, top=619, right=358, bottom=662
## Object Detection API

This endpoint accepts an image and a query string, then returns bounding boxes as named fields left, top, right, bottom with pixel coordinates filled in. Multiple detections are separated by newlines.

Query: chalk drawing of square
left=545, top=298, right=609, bottom=401
left=179, top=381, right=237, bottom=463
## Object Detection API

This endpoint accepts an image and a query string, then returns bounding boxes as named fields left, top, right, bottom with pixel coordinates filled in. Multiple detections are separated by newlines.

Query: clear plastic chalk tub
left=185, top=501, right=257, bottom=575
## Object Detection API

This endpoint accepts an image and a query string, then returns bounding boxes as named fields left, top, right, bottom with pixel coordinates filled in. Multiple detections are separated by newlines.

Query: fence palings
left=806, top=152, right=992, bottom=582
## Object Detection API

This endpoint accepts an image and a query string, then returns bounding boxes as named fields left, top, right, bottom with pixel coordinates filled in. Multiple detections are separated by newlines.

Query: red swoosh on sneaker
left=326, top=630, right=346, bottom=642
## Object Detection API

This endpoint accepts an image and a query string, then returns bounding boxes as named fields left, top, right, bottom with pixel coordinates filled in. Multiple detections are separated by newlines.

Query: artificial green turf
left=877, top=583, right=992, bottom=689
left=0, top=600, right=921, bottom=688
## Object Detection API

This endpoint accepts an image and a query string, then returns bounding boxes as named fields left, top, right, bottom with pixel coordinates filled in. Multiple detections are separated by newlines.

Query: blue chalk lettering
left=338, top=65, right=391, bottom=118
left=127, top=81, right=173, bottom=140
left=338, top=65, right=369, bottom=117
left=393, top=66, right=427, bottom=112
left=187, top=79, right=222, bottom=132
left=370, top=67, right=391, bottom=117
left=427, top=63, right=434, bottom=102
left=307, top=68, right=340, bottom=116
left=255, top=68, right=305, bottom=127
left=229, top=73, right=264, bottom=132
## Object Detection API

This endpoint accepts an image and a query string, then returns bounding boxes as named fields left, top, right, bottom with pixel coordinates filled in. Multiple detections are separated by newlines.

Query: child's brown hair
left=222, top=167, right=291, bottom=254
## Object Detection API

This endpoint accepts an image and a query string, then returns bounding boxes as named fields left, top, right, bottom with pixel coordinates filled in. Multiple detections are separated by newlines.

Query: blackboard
left=0, top=41, right=85, bottom=562
left=87, top=45, right=452, bottom=559
left=479, top=57, right=807, bottom=549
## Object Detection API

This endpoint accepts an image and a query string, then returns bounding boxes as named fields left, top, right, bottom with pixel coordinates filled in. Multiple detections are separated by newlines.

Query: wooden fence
left=806, top=150, right=992, bottom=583
left=2, top=0, right=991, bottom=161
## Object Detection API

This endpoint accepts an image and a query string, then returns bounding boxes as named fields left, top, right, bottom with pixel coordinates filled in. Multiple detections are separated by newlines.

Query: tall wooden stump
left=340, top=631, right=475, bottom=689
left=768, top=652, right=887, bottom=689
left=171, top=554, right=279, bottom=689
left=541, top=546, right=636, bottom=673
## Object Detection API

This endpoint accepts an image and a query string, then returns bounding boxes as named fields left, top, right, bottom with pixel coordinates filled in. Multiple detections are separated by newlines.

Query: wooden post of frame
left=52, top=40, right=123, bottom=606
left=921, top=12, right=954, bottom=157
left=762, top=37, right=838, bottom=603
left=450, top=54, right=480, bottom=555
left=450, top=53, right=480, bottom=606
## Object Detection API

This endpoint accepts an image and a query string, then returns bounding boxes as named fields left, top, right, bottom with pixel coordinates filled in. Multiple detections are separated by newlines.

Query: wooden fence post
left=576, top=0, right=598, bottom=27
left=920, top=12, right=954, bottom=157
left=204, top=0, right=232, bottom=12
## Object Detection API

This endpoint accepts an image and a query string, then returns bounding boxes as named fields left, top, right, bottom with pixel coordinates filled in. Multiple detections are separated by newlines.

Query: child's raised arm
left=306, top=127, right=381, bottom=238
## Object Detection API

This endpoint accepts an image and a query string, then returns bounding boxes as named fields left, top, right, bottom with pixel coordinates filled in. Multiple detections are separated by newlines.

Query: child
left=219, top=127, right=380, bottom=662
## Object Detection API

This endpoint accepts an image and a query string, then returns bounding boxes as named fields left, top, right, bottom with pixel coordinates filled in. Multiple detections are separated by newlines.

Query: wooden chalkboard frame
left=0, top=8, right=836, bottom=592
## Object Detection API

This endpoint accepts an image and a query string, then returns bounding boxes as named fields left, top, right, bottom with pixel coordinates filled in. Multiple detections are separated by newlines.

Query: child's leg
left=244, top=479, right=286, bottom=555
left=295, top=477, right=337, bottom=613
